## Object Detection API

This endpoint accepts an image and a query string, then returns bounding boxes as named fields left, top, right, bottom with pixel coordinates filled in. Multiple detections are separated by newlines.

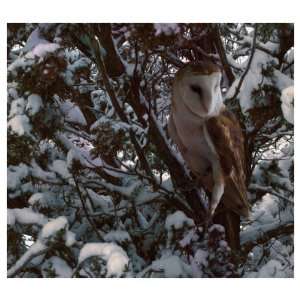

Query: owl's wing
left=206, top=109, right=250, bottom=217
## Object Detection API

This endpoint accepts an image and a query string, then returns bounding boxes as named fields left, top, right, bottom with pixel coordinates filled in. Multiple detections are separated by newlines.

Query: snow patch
left=281, top=86, right=294, bottom=124
left=28, top=43, right=60, bottom=58
left=28, top=192, right=56, bottom=208
left=154, top=24, right=180, bottom=36
left=42, top=256, right=72, bottom=278
left=60, top=100, right=87, bottom=126
left=8, top=208, right=47, bottom=226
left=165, top=210, right=194, bottom=230
left=86, top=189, right=113, bottom=210
left=23, top=28, right=49, bottom=53
left=9, top=97, right=26, bottom=117
left=7, top=164, right=29, bottom=190
left=26, top=94, right=43, bottom=116
left=194, top=249, right=209, bottom=267
left=40, top=216, right=68, bottom=240
left=226, top=49, right=293, bottom=115
left=151, top=255, right=190, bottom=277
left=7, top=240, right=47, bottom=277
left=65, top=231, right=76, bottom=247
left=8, top=114, right=32, bottom=136
left=257, top=259, right=286, bottom=277
left=104, top=230, right=131, bottom=244
left=78, top=243, right=129, bottom=277
left=8, top=42, right=60, bottom=74
left=208, top=224, right=225, bottom=233
left=50, top=159, right=72, bottom=180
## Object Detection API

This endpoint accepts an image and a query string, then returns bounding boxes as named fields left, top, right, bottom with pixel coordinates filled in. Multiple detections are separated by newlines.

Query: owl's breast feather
left=172, top=111, right=218, bottom=176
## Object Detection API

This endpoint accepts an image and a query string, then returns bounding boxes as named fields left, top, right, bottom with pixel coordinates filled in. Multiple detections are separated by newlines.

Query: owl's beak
left=201, top=97, right=210, bottom=114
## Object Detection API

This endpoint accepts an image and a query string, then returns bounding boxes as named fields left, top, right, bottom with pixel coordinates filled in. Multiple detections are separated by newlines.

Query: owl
left=168, top=61, right=250, bottom=249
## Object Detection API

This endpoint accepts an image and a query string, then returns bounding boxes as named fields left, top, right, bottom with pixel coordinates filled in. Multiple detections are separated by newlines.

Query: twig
left=72, top=175, right=103, bottom=241
left=249, top=184, right=293, bottom=203
left=227, top=25, right=258, bottom=101
left=211, top=24, right=235, bottom=85
left=92, top=36, right=154, bottom=179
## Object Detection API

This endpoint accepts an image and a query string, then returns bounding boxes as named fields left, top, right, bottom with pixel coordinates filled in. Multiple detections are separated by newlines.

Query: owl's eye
left=190, top=84, right=203, bottom=97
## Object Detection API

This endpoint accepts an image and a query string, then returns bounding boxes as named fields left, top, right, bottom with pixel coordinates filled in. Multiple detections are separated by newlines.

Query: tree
left=7, top=23, right=294, bottom=278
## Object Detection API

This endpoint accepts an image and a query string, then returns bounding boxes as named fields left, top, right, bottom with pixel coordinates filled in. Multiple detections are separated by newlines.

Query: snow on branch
left=8, top=216, right=76, bottom=277
left=75, top=242, right=129, bottom=277
left=241, top=222, right=293, bottom=254
left=7, top=241, right=48, bottom=278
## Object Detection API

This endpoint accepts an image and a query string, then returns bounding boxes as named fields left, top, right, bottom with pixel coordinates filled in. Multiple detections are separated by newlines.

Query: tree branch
left=241, top=222, right=293, bottom=254
left=211, top=24, right=235, bottom=85
left=227, top=25, right=258, bottom=102
left=7, top=242, right=49, bottom=278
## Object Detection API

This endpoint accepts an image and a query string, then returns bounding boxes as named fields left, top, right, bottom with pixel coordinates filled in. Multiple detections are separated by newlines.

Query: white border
left=1, top=0, right=298, bottom=299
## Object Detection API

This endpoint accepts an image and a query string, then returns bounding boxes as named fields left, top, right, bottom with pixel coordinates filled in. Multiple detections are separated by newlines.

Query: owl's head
left=172, top=61, right=224, bottom=118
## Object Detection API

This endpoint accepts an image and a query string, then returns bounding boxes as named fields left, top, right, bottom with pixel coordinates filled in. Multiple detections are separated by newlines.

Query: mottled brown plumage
left=205, top=108, right=249, bottom=217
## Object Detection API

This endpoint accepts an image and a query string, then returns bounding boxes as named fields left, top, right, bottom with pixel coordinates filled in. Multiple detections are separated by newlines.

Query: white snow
left=41, top=256, right=72, bottom=278
left=7, top=114, right=32, bottom=136
left=90, top=116, right=130, bottom=133
left=40, top=216, right=68, bottom=240
left=60, top=100, right=87, bottom=126
left=7, top=240, right=47, bottom=277
left=104, top=230, right=131, bottom=244
left=95, top=180, right=141, bottom=198
left=151, top=255, right=190, bottom=277
left=8, top=42, right=60, bottom=74
left=165, top=210, right=194, bottom=230
left=26, top=94, right=43, bottom=116
left=194, top=249, right=208, bottom=267
left=135, top=188, right=161, bottom=205
left=7, top=164, right=29, bottom=190
left=8, top=85, right=19, bottom=100
left=137, top=210, right=149, bottom=229
left=250, top=193, right=279, bottom=224
left=78, top=242, right=129, bottom=277
left=68, top=57, right=90, bottom=73
left=67, top=147, right=102, bottom=170
left=256, top=259, right=286, bottom=277
left=50, top=159, right=71, bottom=180
left=241, top=216, right=293, bottom=246
left=22, top=28, right=49, bottom=53
left=86, top=189, right=113, bottom=210
left=179, top=229, right=196, bottom=247
left=9, top=97, right=26, bottom=117
left=154, top=23, right=180, bottom=36
left=240, top=193, right=293, bottom=244
left=208, top=224, right=225, bottom=233
left=30, top=159, right=58, bottom=182
left=8, top=56, right=35, bottom=73
left=28, top=192, right=54, bottom=208
left=65, top=231, right=76, bottom=247
left=38, top=216, right=76, bottom=247
left=281, top=86, right=294, bottom=124
left=28, top=43, right=60, bottom=58
left=226, top=49, right=293, bottom=115
left=161, top=177, right=174, bottom=192
left=8, top=208, right=47, bottom=226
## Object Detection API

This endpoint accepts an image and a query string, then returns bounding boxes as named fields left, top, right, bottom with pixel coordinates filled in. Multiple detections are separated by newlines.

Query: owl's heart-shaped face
left=173, top=62, right=223, bottom=118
